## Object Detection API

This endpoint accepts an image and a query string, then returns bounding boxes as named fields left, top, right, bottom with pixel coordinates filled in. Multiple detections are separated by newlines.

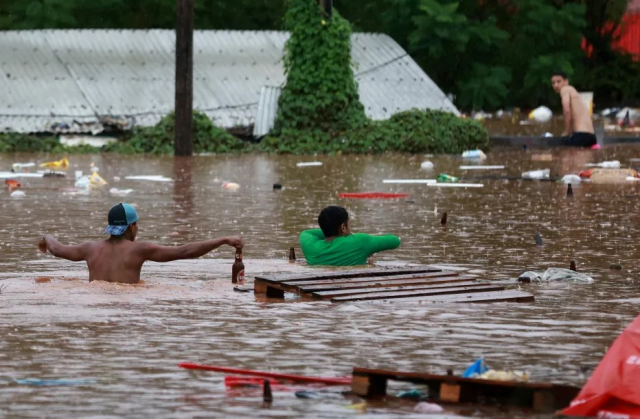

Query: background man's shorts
left=566, top=132, right=597, bottom=147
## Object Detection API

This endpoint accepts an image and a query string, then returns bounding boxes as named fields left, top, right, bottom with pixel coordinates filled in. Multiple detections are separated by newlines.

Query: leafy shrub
left=0, top=133, right=99, bottom=153
left=104, top=111, right=247, bottom=155
left=262, top=109, right=489, bottom=154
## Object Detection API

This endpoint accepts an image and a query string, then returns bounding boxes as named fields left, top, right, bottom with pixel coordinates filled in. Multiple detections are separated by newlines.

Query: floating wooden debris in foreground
left=351, top=367, right=580, bottom=413
left=254, top=266, right=534, bottom=303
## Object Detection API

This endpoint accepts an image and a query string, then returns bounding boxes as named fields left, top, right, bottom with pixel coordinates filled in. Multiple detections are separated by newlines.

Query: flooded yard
left=1, top=146, right=640, bottom=417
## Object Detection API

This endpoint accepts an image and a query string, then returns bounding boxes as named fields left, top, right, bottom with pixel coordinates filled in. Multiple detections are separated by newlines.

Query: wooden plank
left=311, top=281, right=481, bottom=300
left=376, top=290, right=535, bottom=304
left=283, top=270, right=459, bottom=286
left=255, top=267, right=441, bottom=284
left=298, top=274, right=475, bottom=293
left=331, top=284, right=504, bottom=303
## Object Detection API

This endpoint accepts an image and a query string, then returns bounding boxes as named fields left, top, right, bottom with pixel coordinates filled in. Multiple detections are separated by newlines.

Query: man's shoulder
left=561, top=85, right=577, bottom=95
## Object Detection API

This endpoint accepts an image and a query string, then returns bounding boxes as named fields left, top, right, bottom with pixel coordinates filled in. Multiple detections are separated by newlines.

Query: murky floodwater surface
left=1, top=147, right=640, bottom=418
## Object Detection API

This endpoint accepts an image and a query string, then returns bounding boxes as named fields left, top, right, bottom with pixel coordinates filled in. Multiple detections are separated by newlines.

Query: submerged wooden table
left=351, top=367, right=579, bottom=413
left=254, top=266, right=534, bottom=303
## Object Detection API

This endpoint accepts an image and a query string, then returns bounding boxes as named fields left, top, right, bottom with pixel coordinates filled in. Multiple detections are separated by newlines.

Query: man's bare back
left=560, top=85, right=594, bottom=135
left=38, top=203, right=243, bottom=284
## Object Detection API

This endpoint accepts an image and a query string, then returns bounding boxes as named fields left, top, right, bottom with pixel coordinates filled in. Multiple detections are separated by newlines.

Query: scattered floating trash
left=13, top=378, right=96, bottom=386
left=12, top=162, right=35, bottom=172
left=627, top=176, right=640, bottom=182
left=295, top=390, right=344, bottom=400
left=459, top=165, right=505, bottom=170
left=528, top=106, right=553, bottom=123
left=10, top=190, right=25, bottom=198
left=567, top=184, right=573, bottom=197
left=518, top=268, right=594, bottom=283
left=39, top=158, right=69, bottom=171
left=113, top=176, right=121, bottom=182
left=90, top=172, right=108, bottom=186
left=522, top=169, right=550, bottom=180
left=75, top=170, right=83, bottom=179
left=75, top=176, right=91, bottom=189
left=462, top=358, right=488, bottom=378
left=478, top=370, right=530, bottom=382
left=461, top=149, right=487, bottom=160
left=560, top=174, right=581, bottom=184
left=109, top=188, right=133, bottom=196
left=396, top=389, right=423, bottom=399
left=296, top=162, right=323, bottom=167
left=428, top=183, right=483, bottom=188
left=413, top=402, right=444, bottom=413
left=222, top=182, right=240, bottom=191
left=534, top=232, right=544, bottom=247
left=382, top=179, right=436, bottom=184
left=125, top=175, right=172, bottom=182
left=543, top=132, right=553, bottom=138
left=587, top=160, right=621, bottom=168
left=610, top=263, right=622, bottom=270
left=273, top=183, right=283, bottom=190
left=5, top=179, right=21, bottom=189
left=441, top=212, right=447, bottom=226
left=581, top=168, right=640, bottom=183
left=338, top=192, right=409, bottom=199
left=436, top=173, right=458, bottom=183
left=0, top=172, right=43, bottom=179
left=591, top=143, right=601, bottom=150
left=420, top=161, right=434, bottom=170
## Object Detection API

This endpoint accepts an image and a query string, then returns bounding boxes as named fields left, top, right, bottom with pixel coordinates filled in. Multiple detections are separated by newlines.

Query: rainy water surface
left=1, top=147, right=640, bottom=418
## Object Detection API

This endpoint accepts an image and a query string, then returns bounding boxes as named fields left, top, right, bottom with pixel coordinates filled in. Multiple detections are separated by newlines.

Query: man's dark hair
left=318, top=206, right=349, bottom=237
left=552, top=70, right=568, bottom=79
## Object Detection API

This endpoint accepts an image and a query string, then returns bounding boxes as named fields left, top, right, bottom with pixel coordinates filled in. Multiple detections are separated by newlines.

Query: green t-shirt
left=299, top=229, right=401, bottom=266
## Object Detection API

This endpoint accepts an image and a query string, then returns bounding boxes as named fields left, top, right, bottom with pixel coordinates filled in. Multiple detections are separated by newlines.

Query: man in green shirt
left=299, top=206, right=401, bottom=266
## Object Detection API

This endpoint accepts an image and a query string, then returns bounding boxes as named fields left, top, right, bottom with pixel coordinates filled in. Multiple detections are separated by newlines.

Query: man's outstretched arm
left=39, top=234, right=89, bottom=262
left=140, top=236, right=243, bottom=263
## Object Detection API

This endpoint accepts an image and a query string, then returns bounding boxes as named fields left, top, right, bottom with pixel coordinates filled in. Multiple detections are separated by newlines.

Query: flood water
left=1, top=146, right=640, bottom=418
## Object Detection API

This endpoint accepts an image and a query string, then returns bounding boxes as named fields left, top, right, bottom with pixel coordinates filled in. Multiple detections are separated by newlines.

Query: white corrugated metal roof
left=0, top=29, right=458, bottom=134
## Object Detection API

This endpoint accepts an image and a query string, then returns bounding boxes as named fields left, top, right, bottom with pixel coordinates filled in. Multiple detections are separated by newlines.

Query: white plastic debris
left=109, top=188, right=133, bottom=196
left=413, top=402, right=444, bottom=413
left=461, top=149, right=487, bottom=160
left=383, top=179, right=436, bottom=184
left=519, top=268, right=594, bottom=283
left=459, top=165, right=505, bottom=170
left=296, top=162, right=323, bottom=167
left=587, top=160, right=621, bottom=168
left=560, top=174, right=582, bottom=184
left=626, top=177, right=640, bottom=182
left=528, top=106, right=553, bottom=123
left=10, top=190, right=26, bottom=198
left=222, top=182, right=240, bottom=191
left=74, top=176, right=91, bottom=189
left=113, top=176, right=121, bottom=182
left=420, top=161, right=434, bottom=170
left=125, top=175, right=172, bottom=182
left=0, top=172, right=43, bottom=179
left=75, top=170, right=83, bottom=179
left=522, top=169, right=550, bottom=180
left=543, top=132, right=554, bottom=138
left=11, top=162, right=35, bottom=172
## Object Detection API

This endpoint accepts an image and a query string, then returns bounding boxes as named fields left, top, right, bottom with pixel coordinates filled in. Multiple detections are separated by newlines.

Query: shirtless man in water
left=551, top=71, right=596, bottom=147
left=38, top=203, right=243, bottom=284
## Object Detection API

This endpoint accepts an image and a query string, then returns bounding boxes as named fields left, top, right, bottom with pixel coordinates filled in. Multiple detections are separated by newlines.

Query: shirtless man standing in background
left=551, top=71, right=596, bottom=147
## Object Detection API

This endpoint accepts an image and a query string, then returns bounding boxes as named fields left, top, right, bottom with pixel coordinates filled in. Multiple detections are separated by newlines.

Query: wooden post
left=175, top=0, right=194, bottom=156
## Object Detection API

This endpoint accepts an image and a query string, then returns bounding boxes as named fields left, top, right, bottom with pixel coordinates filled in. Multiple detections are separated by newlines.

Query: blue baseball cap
left=104, top=203, right=138, bottom=236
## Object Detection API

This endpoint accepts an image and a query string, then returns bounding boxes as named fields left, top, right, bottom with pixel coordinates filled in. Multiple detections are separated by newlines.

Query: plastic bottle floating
left=420, top=161, right=434, bottom=170
left=222, top=182, right=240, bottom=191
left=461, top=150, right=487, bottom=160
left=39, top=158, right=69, bottom=171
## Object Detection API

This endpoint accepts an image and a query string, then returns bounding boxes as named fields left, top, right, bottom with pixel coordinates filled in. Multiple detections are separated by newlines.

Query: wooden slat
left=255, top=267, right=441, bottom=284
left=298, top=274, right=475, bottom=293
left=331, top=284, right=504, bottom=303
left=285, top=270, right=459, bottom=287
left=375, top=290, right=535, bottom=304
left=310, top=281, right=480, bottom=299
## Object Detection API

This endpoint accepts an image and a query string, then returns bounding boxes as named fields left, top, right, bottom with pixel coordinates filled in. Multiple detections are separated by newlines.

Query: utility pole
left=174, top=0, right=194, bottom=156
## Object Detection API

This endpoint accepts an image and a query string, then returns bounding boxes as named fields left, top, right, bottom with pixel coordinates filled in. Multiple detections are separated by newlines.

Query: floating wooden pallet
left=254, top=266, right=534, bottom=303
left=351, top=367, right=579, bottom=413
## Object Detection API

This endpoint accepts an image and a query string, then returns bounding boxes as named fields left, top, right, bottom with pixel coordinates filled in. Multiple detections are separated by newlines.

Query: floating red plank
left=338, top=192, right=409, bottom=199
left=178, top=362, right=351, bottom=385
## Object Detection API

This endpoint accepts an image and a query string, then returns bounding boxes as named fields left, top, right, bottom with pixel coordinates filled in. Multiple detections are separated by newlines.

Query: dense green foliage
left=262, top=109, right=489, bottom=154
left=271, top=0, right=367, bottom=149
left=1, top=0, right=636, bottom=109
left=103, top=112, right=248, bottom=154
left=0, top=133, right=99, bottom=153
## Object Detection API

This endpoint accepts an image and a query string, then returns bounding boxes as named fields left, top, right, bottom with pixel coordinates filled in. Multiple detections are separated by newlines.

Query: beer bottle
left=289, top=247, right=296, bottom=263
left=232, top=249, right=245, bottom=285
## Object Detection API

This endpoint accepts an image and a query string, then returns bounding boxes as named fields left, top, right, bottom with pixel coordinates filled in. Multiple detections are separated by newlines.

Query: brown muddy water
left=1, top=146, right=640, bottom=418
